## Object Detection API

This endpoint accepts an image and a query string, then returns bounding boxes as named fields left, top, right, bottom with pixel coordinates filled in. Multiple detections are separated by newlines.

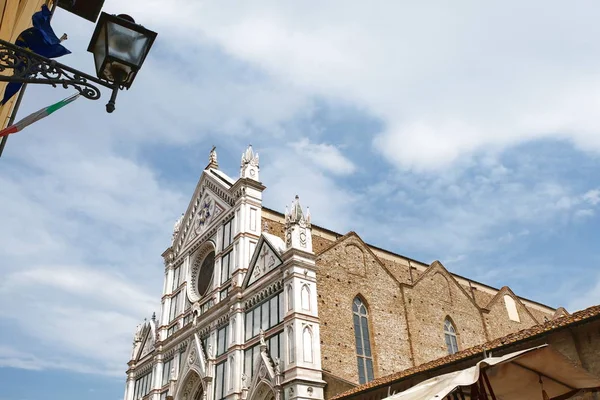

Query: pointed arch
left=228, top=355, right=235, bottom=390
left=286, top=284, right=293, bottom=311
left=173, top=369, right=203, bottom=400
left=301, top=284, right=310, bottom=310
left=352, top=296, right=374, bottom=384
left=302, top=325, right=313, bottom=363
left=287, top=326, right=295, bottom=364
left=248, top=381, right=276, bottom=400
left=444, top=316, right=459, bottom=355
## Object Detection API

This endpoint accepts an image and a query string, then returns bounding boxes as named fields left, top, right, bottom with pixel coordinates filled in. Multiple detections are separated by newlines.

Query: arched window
left=444, top=318, right=459, bottom=355
left=302, top=326, right=313, bottom=362
left=287, top=284, right=293, bottom=311
left=301, top=284, right=310, bottom=310
left=287, top=326, right=295, bottom=364
left=353, top=297, right=374, bottom=384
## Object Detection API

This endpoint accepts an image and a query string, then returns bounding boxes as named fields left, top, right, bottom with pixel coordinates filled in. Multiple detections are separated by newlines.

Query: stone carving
left=207, top=344, right=213, bottom=359
left=188, top=348, right=197, bottom=365
left=241, top=145, right=259, bottom=167
left=172, top=213, right=184, bottom=244
left=181, top=374, right=199, bottom=400
left=248, top=242, right=282, bottom=286
left=134, top=323, right=144, bottom=343
left=259, top=329, right=266, bottom=346
left=208, top=146, right=218, bottom=169
left=274, top=358, right=281, bottom=375
left=307, top=387, right=313, bottom=396
left=170, top=365, right=176, bottom=381
left=241, top=373, right=248, bottom=389
left=195, top=198, right=214, bottom=233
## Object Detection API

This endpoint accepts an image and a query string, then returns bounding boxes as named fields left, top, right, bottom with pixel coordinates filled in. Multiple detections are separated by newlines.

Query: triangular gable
left=317, top=231, right=403, bottom=286
left=178, top=333, right=208, bottom=384
left=484, top=286, right=539, bottom=324
left=244, top=233, right=285, bottom=288
left=136, top=323, right=155, bottom=361
left=172, top=171, right=234, bottom=257
left=246, top=343, right=280, bottom=400
left=411, top=260, right=483, bottom=311
left=182, top=191, right=226, bottom=248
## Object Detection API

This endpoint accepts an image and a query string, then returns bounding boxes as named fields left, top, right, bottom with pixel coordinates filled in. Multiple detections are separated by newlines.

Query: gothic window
left=244, top=292, right=284, bottom=341
left=161, top=358, right=174, bottom=386
left=220, top=252, right=232, bottom=284
left=223, top=219, right=233, bottom=249
left=172, top=265, right=182, bottom=291
left=229, top=356, right=235, bottom=390
left=133, top=370, right=153, bottom=399
left=288, top=326, right=295, bottom=364
left=444, top=318, right=459, bottom=355
left=243, top=331, right=283, bottom=379
left=215, top=361, right=226, bottom=400
left=287, top=284, right=293, bottom=311
left=301, top=284, right=310, bottom=311
left=217, top=325, right=229, bottom=356
left=302, top=326, right=313, bottom=363
left=169, top=291, right=183, bottom=322
left=353, top=297, right=374, bottom=384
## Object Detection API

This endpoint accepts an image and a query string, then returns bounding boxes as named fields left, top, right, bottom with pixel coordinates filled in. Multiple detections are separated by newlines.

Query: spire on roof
left=241, top=144, right=259, bottom=167
left=284, top=194, right=312, bottom=252
left=207, top=146, right=219, bottom=169
left=240, top=144, right=260, bottom=180
left=286, top=195, right=305, bottom=225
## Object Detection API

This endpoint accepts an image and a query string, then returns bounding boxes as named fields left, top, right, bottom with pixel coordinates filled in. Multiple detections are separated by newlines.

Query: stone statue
left=241, top=373, right=248, bottom=389
left=170, top=365, right=176, bottom=381
left=208, top=146, right=219, bottom=169
left=172, top=213, right=184, bottom=243
left=207, top=344, right=213, bottom=359
left=134, top=323, right=143, bottom=342
left=274, top=357, right=281, bottom=375
left=259, top=329, right=266, bottom=346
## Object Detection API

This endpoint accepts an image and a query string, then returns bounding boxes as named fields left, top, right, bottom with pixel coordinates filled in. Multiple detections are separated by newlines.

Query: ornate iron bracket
left=0, top=39, right=120, bottom=112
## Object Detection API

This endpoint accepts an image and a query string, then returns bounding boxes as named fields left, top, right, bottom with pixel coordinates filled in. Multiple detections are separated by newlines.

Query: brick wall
left=316, top=234, right=413, bottom=383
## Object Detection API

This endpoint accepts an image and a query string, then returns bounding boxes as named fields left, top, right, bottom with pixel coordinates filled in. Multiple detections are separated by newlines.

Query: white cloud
left=3, top=0, right=600, bottom=384
left=583, top=189, right=600, bottom=206
left=115, top=0, right=600, bottom=171
left=290, top=138, right=356, bottom=175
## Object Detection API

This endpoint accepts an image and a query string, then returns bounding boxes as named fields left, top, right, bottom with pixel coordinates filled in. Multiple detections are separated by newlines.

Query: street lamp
left=88, top=12, right=157, bottom=112
left=0, top=12, right=157, bottom=113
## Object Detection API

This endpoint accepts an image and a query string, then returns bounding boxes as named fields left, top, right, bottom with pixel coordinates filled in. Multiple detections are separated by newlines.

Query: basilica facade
left=123, top=146, right=559, bottom=400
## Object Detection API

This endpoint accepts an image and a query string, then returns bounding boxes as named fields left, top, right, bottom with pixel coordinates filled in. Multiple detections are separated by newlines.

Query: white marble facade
left=124, top=146, right=325, bottom=400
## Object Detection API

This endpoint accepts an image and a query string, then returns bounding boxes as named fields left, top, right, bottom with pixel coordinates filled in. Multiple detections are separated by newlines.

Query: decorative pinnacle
left=285, top=195, right=310, bottom=226
left=207, top=146, right=218, bottom=169
left=241, top=144, right=259, bottom=167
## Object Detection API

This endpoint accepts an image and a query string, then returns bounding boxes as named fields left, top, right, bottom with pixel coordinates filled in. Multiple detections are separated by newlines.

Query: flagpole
left=0, top=0, right=58, bottom=158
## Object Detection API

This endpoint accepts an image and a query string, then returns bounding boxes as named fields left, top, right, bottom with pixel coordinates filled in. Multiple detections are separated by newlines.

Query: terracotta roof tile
left=331, top=304, right=600, bottom=400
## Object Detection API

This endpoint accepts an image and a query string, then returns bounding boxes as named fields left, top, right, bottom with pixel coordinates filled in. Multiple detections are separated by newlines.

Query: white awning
left=384, top=345, right=600, bottom=400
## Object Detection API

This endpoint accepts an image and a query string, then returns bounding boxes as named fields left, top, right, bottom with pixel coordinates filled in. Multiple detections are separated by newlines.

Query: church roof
left=330, top=304, right=600, bottom=400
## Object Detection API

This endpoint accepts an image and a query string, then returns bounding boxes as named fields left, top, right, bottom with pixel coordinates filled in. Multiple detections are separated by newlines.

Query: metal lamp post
left=0, top=12, right=157, bottom=113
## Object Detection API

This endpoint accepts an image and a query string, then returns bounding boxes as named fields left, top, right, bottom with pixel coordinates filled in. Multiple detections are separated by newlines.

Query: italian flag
left=0, top=93, right=80, bottom=138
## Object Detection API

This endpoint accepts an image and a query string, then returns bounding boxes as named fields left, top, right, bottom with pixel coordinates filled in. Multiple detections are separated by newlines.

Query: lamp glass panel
left=92, top=23, right=107, bottom=75
left=106, top=20, right=150, bottom=67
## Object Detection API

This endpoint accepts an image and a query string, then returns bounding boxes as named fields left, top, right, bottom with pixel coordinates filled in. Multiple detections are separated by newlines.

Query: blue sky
left=1, top=1, right=600, bottom=399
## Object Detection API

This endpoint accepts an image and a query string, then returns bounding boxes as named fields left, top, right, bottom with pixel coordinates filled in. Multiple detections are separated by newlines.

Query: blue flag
left=1, top=5, right=71, bottom=106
